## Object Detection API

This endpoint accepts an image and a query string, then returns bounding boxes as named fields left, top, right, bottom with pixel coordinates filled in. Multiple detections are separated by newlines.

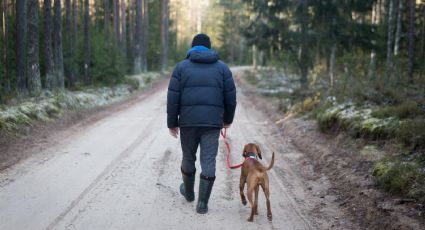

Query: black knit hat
left=191, top=34, right=211, bottom=49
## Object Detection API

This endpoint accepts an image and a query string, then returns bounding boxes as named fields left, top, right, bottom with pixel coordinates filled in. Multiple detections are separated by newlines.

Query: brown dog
left=239, top=143, right=275, bottom=222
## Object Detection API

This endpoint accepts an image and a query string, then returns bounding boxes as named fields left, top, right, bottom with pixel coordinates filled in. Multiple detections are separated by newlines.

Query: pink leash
left=220, top=128, right=244, bottom=169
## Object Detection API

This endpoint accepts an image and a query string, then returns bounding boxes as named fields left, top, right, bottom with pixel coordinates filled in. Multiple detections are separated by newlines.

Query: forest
left=0, top=0, right=424, bottom=225
left=0, top=0, right=424, bottom=99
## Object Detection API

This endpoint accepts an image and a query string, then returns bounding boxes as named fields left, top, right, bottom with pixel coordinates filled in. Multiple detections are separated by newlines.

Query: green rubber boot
left=180, top=168, right=196, bottom=202
left=196, top=174, right=215, bottom=214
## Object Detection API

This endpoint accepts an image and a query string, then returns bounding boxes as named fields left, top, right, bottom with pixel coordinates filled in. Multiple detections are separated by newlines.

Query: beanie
left=191, top=34, right=211, bottom=49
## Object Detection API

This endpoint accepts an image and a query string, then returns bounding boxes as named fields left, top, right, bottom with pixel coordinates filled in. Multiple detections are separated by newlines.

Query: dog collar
left=244, top=152, right=258, bottom=160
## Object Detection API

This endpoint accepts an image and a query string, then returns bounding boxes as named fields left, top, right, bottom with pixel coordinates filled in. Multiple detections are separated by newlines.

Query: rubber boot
left=180, top=168, right=196, bottom=202
left=196, top=174, right=215, bottom=214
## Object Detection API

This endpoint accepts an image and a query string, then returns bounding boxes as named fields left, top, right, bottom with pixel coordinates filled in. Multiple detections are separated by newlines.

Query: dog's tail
left=265, top=152, right=275, bottom=171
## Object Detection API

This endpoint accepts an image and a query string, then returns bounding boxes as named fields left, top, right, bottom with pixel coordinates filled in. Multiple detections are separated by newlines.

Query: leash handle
left=221, top=128, right=244, bottom=169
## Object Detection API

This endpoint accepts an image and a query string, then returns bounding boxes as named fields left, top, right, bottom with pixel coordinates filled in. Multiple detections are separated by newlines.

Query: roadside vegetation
left=0, top=72, right=161, bottom=134
left=239, top=0, right=425, bottom=206
left=245, top=67, right=425, bottom=203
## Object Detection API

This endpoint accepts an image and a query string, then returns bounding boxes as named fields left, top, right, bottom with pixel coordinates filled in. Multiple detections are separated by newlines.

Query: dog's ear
left=242, top=145, right=247, bottom=158
left=256, top=144, right=262, bottom=160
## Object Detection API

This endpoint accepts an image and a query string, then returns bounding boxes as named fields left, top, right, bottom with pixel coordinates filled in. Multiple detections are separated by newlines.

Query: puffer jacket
left=167, top=49, right=237, bottom=128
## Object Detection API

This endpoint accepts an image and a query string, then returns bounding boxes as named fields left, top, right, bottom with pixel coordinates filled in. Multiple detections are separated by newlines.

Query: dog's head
left=242, top=143, right=262, bottom=160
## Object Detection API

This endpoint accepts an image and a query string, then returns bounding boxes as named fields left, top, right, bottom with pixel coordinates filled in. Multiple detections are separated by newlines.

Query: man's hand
left=169, top=127, right=179, bottom=138
left=223, top=123, right=231, bottom=128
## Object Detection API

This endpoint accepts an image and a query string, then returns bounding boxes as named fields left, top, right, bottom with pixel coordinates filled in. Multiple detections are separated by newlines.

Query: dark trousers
left=180, top=127, right=221, bottom=178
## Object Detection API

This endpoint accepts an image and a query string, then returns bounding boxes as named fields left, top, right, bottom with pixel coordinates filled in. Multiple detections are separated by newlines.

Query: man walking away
left=167, top=34, right=237, bottom=214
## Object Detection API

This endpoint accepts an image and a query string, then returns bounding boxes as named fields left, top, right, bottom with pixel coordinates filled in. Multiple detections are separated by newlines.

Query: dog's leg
left=262, top=183, right=272, bottom=221
left=239, top=176, right=247, bottom=206
left=254, top=184, right=259, bottom=215
left=247, top=183, right=255, bottom=222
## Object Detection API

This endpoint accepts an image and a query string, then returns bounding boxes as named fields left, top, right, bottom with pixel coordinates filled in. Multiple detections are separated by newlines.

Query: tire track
left=46, top=120, right=156, bottom=230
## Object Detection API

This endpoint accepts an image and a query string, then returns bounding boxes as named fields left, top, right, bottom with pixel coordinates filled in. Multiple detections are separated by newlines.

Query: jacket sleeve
left=167, top=64, right=181, bottom=128
left=223, top=65, right=237, bottom=124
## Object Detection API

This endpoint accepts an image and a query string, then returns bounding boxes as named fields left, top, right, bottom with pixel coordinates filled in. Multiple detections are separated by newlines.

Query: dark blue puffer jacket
left=167, top=50, right=237, bottom=128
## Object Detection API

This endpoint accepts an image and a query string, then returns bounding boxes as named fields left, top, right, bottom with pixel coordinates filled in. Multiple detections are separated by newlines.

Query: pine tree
left=113, top=0, right=119, bottom=41
left=2, top=0, right=10, bottom=93
left=121, top=0, right=126, bottom=58
left=65, top=0, right=74, bottom=87
left=27, top=0, right=41, bottom=93
left=83, top=0, right=90, bottom=84
left=134, top=0, right=142, bottom=74
left=54, top=0, right=65, bottom=88
left=16, top=0, right=27, bottom=95
left=160, top=0, right=169, bottom=72
left=44, top=0, right=55, bottom=90
left=408, top=0, right=416, bottom=83
left=142, top=0, right=148, bottom=72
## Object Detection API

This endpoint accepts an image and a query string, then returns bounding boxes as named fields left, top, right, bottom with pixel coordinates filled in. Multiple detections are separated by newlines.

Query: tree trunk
left=113, top=0, right=119, bottom=41
left=71, top=0, right=77, bottom=83
left=329, top=44, right=336, bottom=89
left=252, top=45, right=257, bottom=69
left=2, top=0, right=10, bottom=92
left=394, top=0, right=403, bottom=56
left=369, top=2, right=379, bottom=81
left=133, top=0, right=141, bottom=74
left=83, top=0, right=90, bottom=85
left=121, top=0, right=126, bottom=58
left=65, top=0, right=74, bottom=87
left=16, top=0, right=27, bottom=95
left=54, top=0, right=65, bottom=88
left=44, top=0, right=55, bottom=90
left=407, top=0, right=415, bottom=84
left=142, top=0, right=148, bottom=72
left=160, top=0, right=169, bottom=72
left=421, top=4, right=425, bottom=79
left=104, top=0, right=109, bottom=34
left=385, top=0, right=395, bottom=84
left=27, top=0, right=41, bottom=93
left=128, top=0, right=133, bottom=49
left=299, top=0, right=309, bottom=89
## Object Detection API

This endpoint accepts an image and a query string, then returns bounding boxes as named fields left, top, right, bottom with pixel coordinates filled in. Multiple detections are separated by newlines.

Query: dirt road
left=0, top=67, right=349, bottom=230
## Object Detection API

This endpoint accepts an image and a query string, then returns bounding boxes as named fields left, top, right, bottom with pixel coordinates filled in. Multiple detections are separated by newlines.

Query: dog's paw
left=247, top=217, right=253, bottom=222
left=242, top=199, right=247, bottom=206
left=267, top=214, right=273, bottom=221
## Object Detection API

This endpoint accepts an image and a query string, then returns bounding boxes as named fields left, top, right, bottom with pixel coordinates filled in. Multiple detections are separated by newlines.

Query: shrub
left=371, top=101, right=422, bottom=119
left=397, top=119, right=425, bottom=149
left=373, top=155, right=425, bottom=202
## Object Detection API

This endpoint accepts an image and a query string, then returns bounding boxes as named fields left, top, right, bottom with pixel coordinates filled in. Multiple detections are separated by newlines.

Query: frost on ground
left=0, top=72, right=162, bottom=132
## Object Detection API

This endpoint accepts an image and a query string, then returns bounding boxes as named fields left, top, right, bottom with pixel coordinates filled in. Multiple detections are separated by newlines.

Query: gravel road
left=0, top=67, right=342, bottom=230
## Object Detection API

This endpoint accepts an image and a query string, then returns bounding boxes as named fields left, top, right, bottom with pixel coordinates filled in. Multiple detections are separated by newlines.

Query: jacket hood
left=188, top=50, right=219, bottom=64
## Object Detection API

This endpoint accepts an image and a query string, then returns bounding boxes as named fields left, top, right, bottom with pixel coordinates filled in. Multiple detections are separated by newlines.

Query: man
left=167, top=34, right=237, bottom=214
